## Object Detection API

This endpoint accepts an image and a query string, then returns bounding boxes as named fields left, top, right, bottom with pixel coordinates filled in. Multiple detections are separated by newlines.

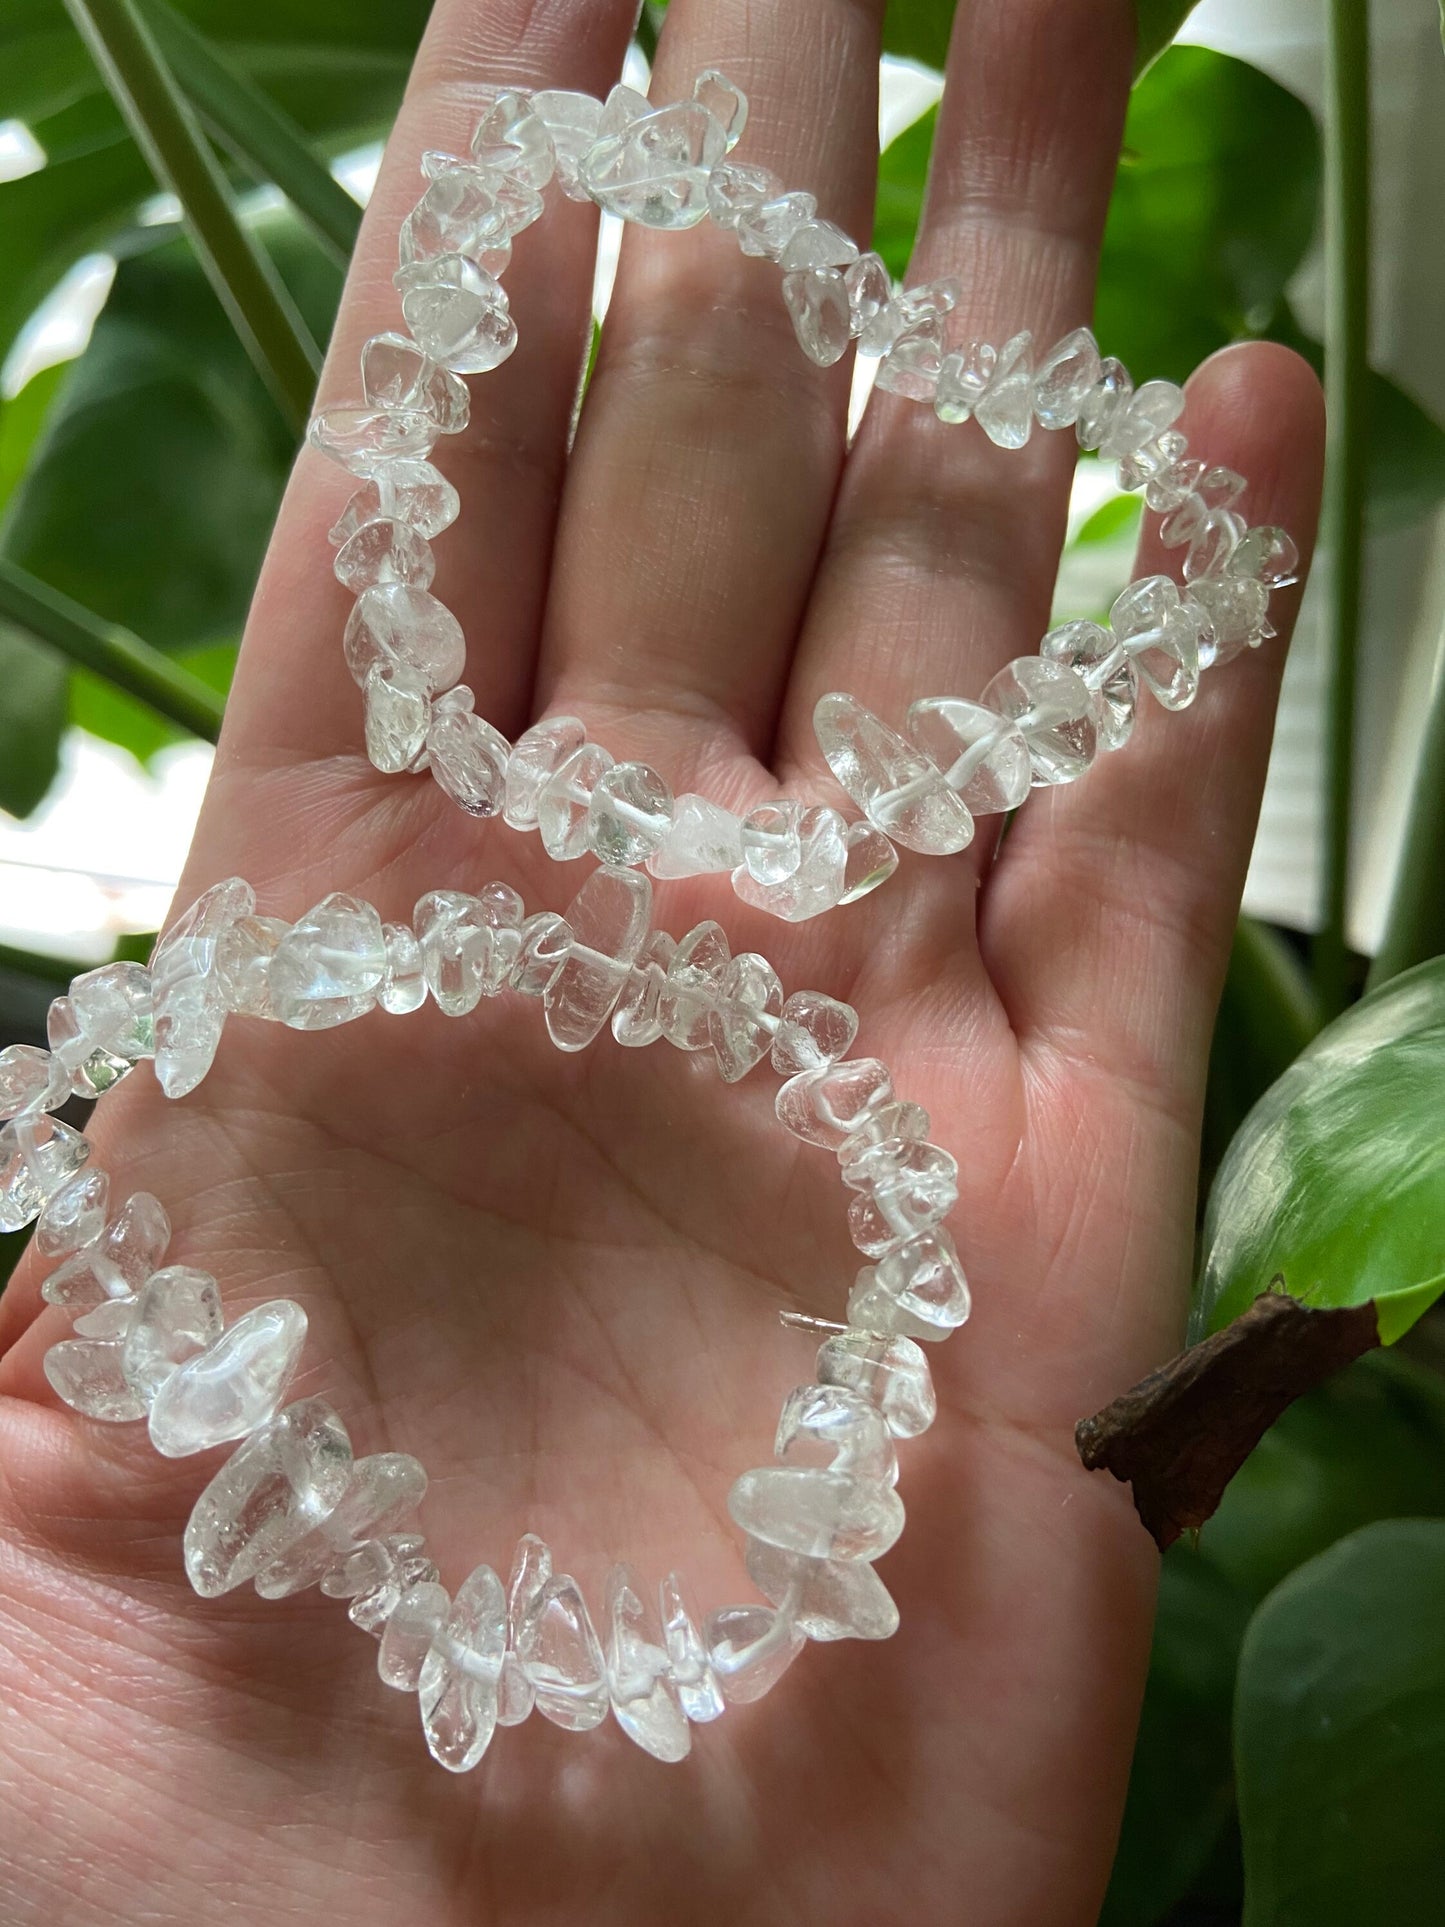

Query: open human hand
left=0, top=0, right=1324, bottom=1921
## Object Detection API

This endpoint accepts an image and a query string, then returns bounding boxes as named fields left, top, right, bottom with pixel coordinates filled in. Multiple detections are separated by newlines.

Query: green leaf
left=0, top=618, right=67, bottom=814
left=872, top=104, right=935, bottom=280
left=1235, top=1520, right=1445, bottom=1925
left=0, top=364, right=67, bottom=517
left=70, top=635, right=235, bottom=761
left=1192, top=956, right=1445, bottom=1347
left=1132, top=2, right=1202, bottom=79
left=1098, top=47, right=1320, bottom=385
left=1073, top=493, right=1143, bottom=547
left=880, top=0, right=952, bottom=72
left=1202, top=917, right=1320, bottom=1193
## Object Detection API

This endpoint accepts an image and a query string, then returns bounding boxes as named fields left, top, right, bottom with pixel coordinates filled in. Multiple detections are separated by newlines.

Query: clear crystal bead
left=1110, top=577, right=1202, bottom=710
left=70, top=961, right=153, bottom=1066
left=728, top=1465, right=904, bottom=1562
left=605, top=1564, right=691, bottom=1762
left=737, top=189, right=816, bottom=258
left=817, top=1329, right=937, bottom=1439
left=874, top=327, right=943, bottom=401
left=692, top=68, right=747, bottom=148
left=343, top=584, right=465, bottom=697
left=184, top=1398, right=353, bottom=1597
left=776, top=1059, right=893, bottom=1150
left=150, top=876, right=254, bottom=1099
left=659, top=1570, right=725, bottom=1723
left=415, top=891, right=497, bottom=1016
left=973, top=330, right=1034, bottom=448
left=537, top=742, right=615, bottom=860
left=840, top=820, right=899, bottom=902
left=847, top=1227, right=971, bottom=1342
left=904, top=697, right=1032, bottom=815
left=307, top=406, right=437, bottom=475
left=42, top=1191, right=170, bottom=1309
left=770, top=989, right=858, bottom=1078
left=780, top=218, right=858, bottom=272
left=844, top=1138, right=959, bottom=1257
left=148, top=1300, right=308, bottom=1458
left=255, top=1454, right=427, bottom=1599
left=980, top=657, right=1097, bottom=786
left=334, top=519, right=435, bottom=594
left=267, top=893, right=385, bottom=1030
left=378, top=1579, right=451, bottom=1691
left=745, top=1538, right=899, bottom=1641
left=509, top=912, right=573, bottom=998
left=1188, top=576, right=1270, bottom=668
left=399, top=168, right=512, bottom=274
left=360, top=331, right=469, bottom=432
left=1228, top=524, right=1299, bottom=588
left=658, top=920, right=730, bottom=1050
left=587, top=761, right=674, bottom=867
left=647, top=793, right=743, bottom=878
left=532, top=88, right=603, bottom=199
left=516, top=1572, right=610, bottom=1730
left=496, top=1649, right=536, bottom=1724
left=1032, top=325, right=1103, bottom=429
left=582, top=101, right=725, bottom=229
left=1101, top=377, right=1186, bottom=461
left=705, top=1602, right=805, bottom=1704
left=845, top=252, right=892, bottom=347
left=504, top=716, right=588, bottom=830
left=0, top=1043, right=67, bottom=1121
left=612, top=930, right=677, bottom=1048
left=348, top=1540, right=440, bottom=1634
left=704, top=158, right=775, bottom=228
left=838, top=1099, right=931, bottom=1165
left=471, top=89, right=555, bottom=191
left=419, top=1563, right=508, bottom=1771
left=933, top=340, right=996, bottom=424
left=396, top=254, right=516, bottom=374
left=544, top=865, right=652, bottom=1052
left=732, top=807, right=849, bottom=921
left=741, top=801, right=805, bottom=885
left=378, top=922, right=427, bottom=1015
left=331, top=461, right=460, bottom=542
left=0, top=1114, right=90, bottom=1233
left=120, top=1264, right=223, bottom=1404
left=782, top=267, right=853, bottom=367
left=215, top=914, right=288, bottom=1019
left=426, top=709, right=510, bottom=817
left=47, top=996, right=132, bottom=1099
left=322, top=1531, right=426, bottom=1601
left=44, top=1335, right=146, bottom=1422
left=35, top=1167, right=109, bottom=1259
left=776, top=1381, right=897, bottom=1484
left=1041, top=618, right=1137, bottom=752
left=710, top=952, right=783, bottom=1083
left=814, top=692, right=973, bottom=854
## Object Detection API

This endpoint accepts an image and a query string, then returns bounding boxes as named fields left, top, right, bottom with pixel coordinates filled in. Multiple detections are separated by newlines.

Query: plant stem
left=61, top=0, right=320, bottom=436
left=1313, top=0, right=1371, bottom=1017
left=1367, top=615, right=1445, bottom=988
left=138, top=0, right=361, bottom=267
left=634, top=3, right=661, bottom=65
left=0, top=560, right=224, bottom=744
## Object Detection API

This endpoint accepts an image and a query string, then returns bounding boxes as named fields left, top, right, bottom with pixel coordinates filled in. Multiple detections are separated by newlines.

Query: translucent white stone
left=322, top=1531, right=426, bottom=1601
left=544, top=864, right=652, bottom=1052
left=582, top=101, right=724, bottom=229
left=848, top=1227, right=971, bottom=1342
left=1117, top=428, right=1186, bottom=494
left=840, top=821, right=899, bottom=902
left=933, top=340, right=995, bottom=424
left=736, top=189, right=816, bottom=258
left=537, top=742, right=615, bottom=861
left=659, top=1570, right=725, bottom=1723
left=741, top=801, right=804, bottom=885
left=507, top=1530, right=552, bottom=1629
left=379, top=922, right=427, bottom=1015
left=360, top=332, right=469, bottom=433
left=710, top=952, right=783, bottom=1083
left=509, top=912, right=573, bottom=998
left=121, top=1265, right=223, bottom=1403
left=414, top=891, right=499, bottom=1016
left=0, top=1043, right=67, bottom=1121
left=378, top=1579, right=450, bottom=1691
left=348, top=1539, right=441, bottom=1635
left=72, top=1297, right=136, bottom=1341
left=1146, top=453, right=1205, bottom=513
left=1074, top=357, right=1133, bottom=450
left=516, top=1572, right=610, bottom=1730
left=184, top=1398, right=353, bottom=1597
left=471, top=89, right=555, bottom=191
left=775, top=1058, right=893, bottom=1150
left=0, top=1115, right=90, bottom=1233
left=334, top=519, right=435, bottom=595
left=35, top=1167, right=109, bottom=1259
left=532, top=88, right=603, bottom=199
left=419, top=1563, right=508, bottom=1771
left=776, top=1382, right=897, bottom=1484
left=1110, top=577, right=1201, bottom=710
left=396, top=254, right=516, bottom=374
left=612, top=930, right=677, bottom=1047
left=1041, top=618, right=1137, bottom=752
left=496, top=1649, right=536, bottom=1724
left=587, top=761, right=674, bottom=867
left=1184, top=507, right=1246, bottom=582
left=331, top=461, right=460, bottom=542
left=647, top=793, right=743, bottom=879
left=845, top=252, right=892, bottom=346
left=148, top=1300, right=307, bottom=1458
left=254, top=1453, right=427, bottom=1598
left=1032, top=325, right=1103, bottom=429
left=307, top=405, right=437, bottom=475
left=1101, top=377, right=1186, bottom=462
left=814, top=692, right=973, bottom=854
left=504, top=715, right=588, bottom=830
left=70, top=961, right=154, bottom=1067
left=845, top=1139, right=959, bottom=1257
left=705, top=159, right=775, bottom=228
left=605, top=1564, right=691, bottom=1762
left=973, top=330, right=1034, bottom=448
left=343, top=584, right=465, bottom=697
left=1228, top=524, right=1299, bottom=589
left=905, top=697, right=1031, bottom=816
left=693, top=68, right=747, bottom=148
left=46, top=996, right=131, bottom=1099
left=150, top=876, right=254, bottom=1099
left=1187, top=576, right=1270, bottom=668
left=42, top=1191, right=170, bottom=1309
left=705, top=1603, right=805, bottom=1704
left=267, top=893, right=385, bottom=1030
left=837, top=1099, right=931, bottom=1166
left=980, top=657, right=1097, bottom=786
left=817, top=1330, right=937, bottom=1439
left=731, top=805, right=848, bottom=921
left=44, top=1335, right=146, bottom=1422
left=780, top=218, right=858, bottom=272
left=728, top=1466, right=904, bottom=1562
left=426, top=709, right=510, bottom=817
left=400, top=167, right=512, bottom=276
left=211, top=913, right=284, bottom=1020
left=658, top=919, right=730, bottom=1051
left=745, top=1539, right=900, bottom=1641
left=771, top=989, right=858, bottom=1078
left=782, top=267, right=852, bottom=367
left=874, top=327, right=943, bottom=401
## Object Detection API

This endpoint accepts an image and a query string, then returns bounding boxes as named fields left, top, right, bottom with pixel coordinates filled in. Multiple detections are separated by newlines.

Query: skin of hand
left=0, top=1, right=1324, bottom=1922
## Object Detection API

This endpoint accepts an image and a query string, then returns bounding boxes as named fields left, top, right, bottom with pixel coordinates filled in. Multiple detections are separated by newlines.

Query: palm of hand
left=0, top=0, right=1323, bottom=1921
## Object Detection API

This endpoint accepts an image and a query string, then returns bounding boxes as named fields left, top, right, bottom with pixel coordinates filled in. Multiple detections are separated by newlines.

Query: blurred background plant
left=0, top=1, right=1442, bottom=1919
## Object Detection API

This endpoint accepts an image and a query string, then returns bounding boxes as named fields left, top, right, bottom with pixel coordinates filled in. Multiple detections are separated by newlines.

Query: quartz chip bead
left=417, top=1563, right=509, bottom=1771
left=399, top=167, right=514, bottom=276
left=544, top=865, right=652, bottom=1052
left=710, top=952, right=783, bottom=1082
left=970, top=331, right=1034, bottom=449
left=1032, top=325, right=1103, bottom=429
left=184, top=1398, right=354, bottom=1597
left=216, top=914, right=288, bottom=1019
left=844, top=252, right=891, bottom=345
left=740, top=801, right=805, bottom=886
left=1100, top=378, right=1186, bottom=463
left=0, top=1114, right=90, bottom=1233
left=728, top=1464, right=905, bottom=1562
left=843, top=1138, right=960, bottom=1258
left=658, top=919, right=730, bottom=1050
left=537, top=741, right=615, bottom=861
left=396, top=254, right=517, bottom=374
left=1074, top=356, right=1133, bottom=451
left=611, top=930, right=677, bottom=1047
left=847, top=1227, right=971, bottom=1343
left=150, top=875, right=255, bottom=1099
left=693, top=68, right=748, bottom=148
left=981, top=657, right=1097, bottom=786
left=782, top=268, right=853, bottom=368
left=732, top=807, right=848, bottom=921
left=776, top=1381, right=898, bottom=1485
left=378, top=1579, right=451, bottom=1690
left=346, top=1538, right=442, bottom=1636
left=705, top=159, right=775, bottom=230
left=470, top=88, right=555, bottom=191
left=34, top=1167, right=109, bottom=1259
left=334, top=520, right=435, bottom=594
left=516, top=1570, right=610, bottom=1730
left=1110, top=577, right=1202, bottom=711
left=307, top=405, right=438, bottom=475
left=1186, top=575, right=1270, bottom=669
left=771, top=989, right=858, bottom=1078
left=582, top=99, right=725, bottom=229
left=736, top=188, right=817, bottom=260
left=814, top=692, right=973, bottom=855
left=531, top=88, right=603, bottom=199
left=905, top=697, right=1032, bottom=817
left=268, top=893, right=386, bottom=1029
left=330, top=460, right=460, bottom=543
left=504, top=715, right=587, bottom=831
left=360, top=331, right=469, bottom=433
left=874, top=327, right=943, bottom=402
left=509, top=912, right=573, bottom=998
left=659, top=1570, right=725, bottom=1723
left=427, top=708, right=511, bottom=817
left=42, top=1190, right=170, bottom=1309
left=840, top=821, right=899, bottom=902
left=344, top=584, right=465, bottom=697
left=704, top=1603, right=805, bottom=1705
left=414, top=890, right=503, bottom=1015
left=43, top=1336, right=146, bottom=1423
left=746, top=1534, right=900, bottom=1642
left=47, top=997, right=130, bottom=1099
left=817, top=1329, right=937, bottom=1440
left=70, top=959, right=154, bottom=1069
left=363, top=660, right=431, bottom=773
left=1041, top=619, right=1138, bottom=752
left=379, top=922, right=427, bottom=1015
left=776, top=1058, right=894, bottom=1151
left=587, top=761, right=674, bottom=867
left=120, top=1265, right=223, bottom=1403
left=148, top=1300, right=308, bottom=1457
left=1228, top=524, right=1300, bottom=590
left=647, top=792, right=744, bottom=879
left=253, top=1453, right=428, bottom=1599
left=604, top=1564, right=691, bottom=1762
left=933, top=339, right=994, bottom=424
left=0, top=1043, right=68, bottom=1121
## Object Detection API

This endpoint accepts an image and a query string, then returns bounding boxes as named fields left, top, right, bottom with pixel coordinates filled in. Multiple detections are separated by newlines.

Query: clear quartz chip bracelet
left=7, top=864, right=960, bottom=1770
left=308, top=68, right=1298, bottom=923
